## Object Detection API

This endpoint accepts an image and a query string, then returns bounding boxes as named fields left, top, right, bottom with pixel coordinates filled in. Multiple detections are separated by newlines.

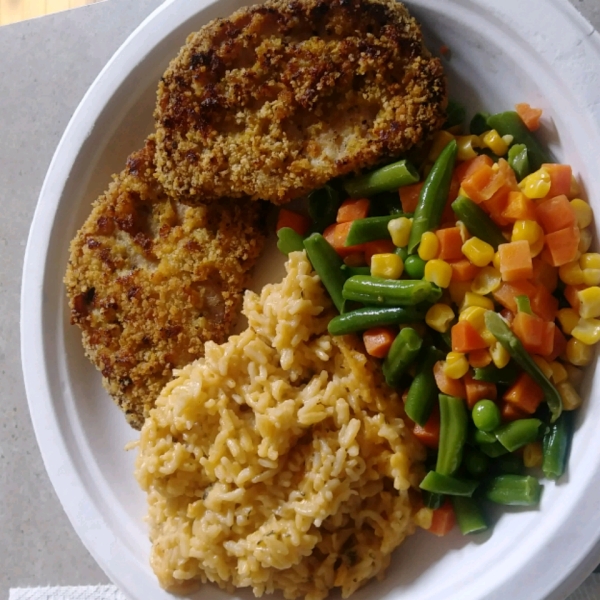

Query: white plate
left=20, top=1, right=600, bottom=599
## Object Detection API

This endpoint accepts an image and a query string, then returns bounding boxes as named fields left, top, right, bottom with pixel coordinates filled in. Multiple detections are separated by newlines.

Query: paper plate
left=20, top=1, right=600, bottom=599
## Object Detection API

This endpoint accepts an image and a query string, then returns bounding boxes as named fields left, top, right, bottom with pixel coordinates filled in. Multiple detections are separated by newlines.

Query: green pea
left=463, top=447, right=490, bottom=478
left=404, top=255, right=426, bottom=279
left=472, top=400, right=501, bottom=432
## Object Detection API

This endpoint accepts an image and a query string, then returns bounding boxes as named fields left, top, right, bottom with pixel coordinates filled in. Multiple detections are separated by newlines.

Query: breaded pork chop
left=154, top=0, right=447, bottom=205
left=64, top=137, right=267, bottom=429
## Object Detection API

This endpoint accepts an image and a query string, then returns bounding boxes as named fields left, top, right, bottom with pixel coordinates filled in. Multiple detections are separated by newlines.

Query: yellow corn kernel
left=565, top=337, right=594, bottom=366
left=428, top=130, right=456, bottom=162
left=529, top=235, right=545, bottom=258
left=418, top=231, right=440, bottom=261
left=461, top=291, right=494, bottom=311
left=557, top=381, right=583, bottom=411
left=532, top=356, right=553, bottom=379
left=371, top=253, right=404, bottom=280
left=426, top=304, right=455, bottom=333
left=462, top=237, right=494, bottom=267
left=482, top=129, right=509, bottom=156
left=480, top=328, right=497, bottom=346
left=459, top=306, right=487, bottom=332
left=523, top=442, right=543, bottom=468
left=444, top=352, right=470, bottom=379
left=583, top=269, right=600, bottom=286
left=579, top=228, right=593, bottom=254
left=471, top=266, right=502, bottom=295
left=550, top=361, right=568, bottom=385
left=577, top=286, right=600, bottom=319
left=388, top=217, right=413, bottom=248
left=512, top=219, right=544, bottom=249
left=558, top=261, right=585, bottom=286
left=424, top=259, right=453, bottom=289
left=493, top=251, right=501, bottom=271
left=519, top=167, right=551, bottom=199
left=490, top=341, right=510, bottom=369
left=571, top=317, right=600, bottom=345
left=456, top=135, right=480, bottom=161
left=502, top=134, right=514, bottom=146
left=571, top=198, right=593, bottom=229
left=580, top=253, right=600, bottom=270
left=456, top=220, right=471, bottom=244
left=414, top=507, right=433, bottom=530
left=557, top=308, right=581, bottom=335
left=570, top=175, right=581, bottom=198
left=448, top=281, right=472, bottom=306
left=565, top=364, right=584, bottom=388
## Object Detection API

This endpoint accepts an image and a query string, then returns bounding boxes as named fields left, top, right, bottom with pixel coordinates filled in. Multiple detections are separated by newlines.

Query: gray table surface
left=1, top=0, right=599, bottom=598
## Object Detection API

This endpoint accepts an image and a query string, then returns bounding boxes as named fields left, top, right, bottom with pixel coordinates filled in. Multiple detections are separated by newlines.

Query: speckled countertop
left=0, top=0, right=599, bottom=598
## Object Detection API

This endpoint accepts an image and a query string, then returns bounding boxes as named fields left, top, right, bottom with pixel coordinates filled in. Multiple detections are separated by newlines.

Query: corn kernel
left=490, top=341, right=510, bottom=368
left=460, top=291, right=494, bottom=311
left=456, top=220, right=471, bottom=244
left=557, top=308, right=580, bottom=335
left=424, top=259, right=453, bottom=288
left=570, top=175, right=581, bottom=198
left=523, top=442, right=543, bottom=468
left=557, top=381, right=583, bottom=410
left=550, top=361, right=568, bottom=385
left=512, top=219, right=544, bottom=251
left=580, top=253, right=600, bottom=270
left=493, top=251, right=501, bottom=271
left=480, top=328, right=497, bottom=346
left=502, top=134, right=514, bottom=146
left=558, top=261, right=585, bottom=286
left=482, top=129, right=509, bottom=156
left=426, top=303, right=455, bottom=333
left=414, top=507, right=433, bottom=530
left=529, top=235, right=545, bottom=258
left=371, top=253, right=404, bottom=279
left=571, top=317, right=600, bottom=345
left=456, top=135, right=480, bottom=161
left=565, top=337, right=594, bottom=366
left=583, top=269, right=600, bottom=286
left=448, top=281, right=472, bottom=306
left=471, top=266, right=502, bottom=295
left=388, top=217, right=413, bottom=248
left=579, top=228, right=593, bottom=254
left=571, top=198, right=593, bottom=229
left=444, top=352, right=470, bottom=379
left=565, top=364, right=584, bottom=388
left=519, top=167, right=551, bottom=199
left=533, top=356, right=553, bottom=379
left=418, top=231, right=440, bottom=261
left=577, top=286, right=600, bottom=319
left=462, top=237, right=494, bottom=267
left=428, top=130, right=455, bottom=162
left=459, top=306, right=487, bottom=332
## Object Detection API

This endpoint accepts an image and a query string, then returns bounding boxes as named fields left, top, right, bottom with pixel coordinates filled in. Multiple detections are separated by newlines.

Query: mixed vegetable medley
left=275, top=101, right=596, bottom=536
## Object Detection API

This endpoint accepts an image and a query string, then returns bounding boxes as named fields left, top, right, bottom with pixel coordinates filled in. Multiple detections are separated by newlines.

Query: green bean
left=452, top=497, right=488, bottom=534
left=382, top=327, right=422, bottom=387
left=470, top=112, right=491, bottom=136
left=515, top=294, right=533, bottom=315
left=473, top=361, right=520, bottom=385
left=508, top=143, right=531, bottom=181
left=543, top=412, right=572, bottom=480
left=486, top=111, right=552, bottom=171
left=342, top=276, right=434, bottom=307
left=451, top=196, right=506, bottom=250
left=405, top=346, right=445, bottom=426
left=445, top=99, right=466, bottom=129
left=308, top=184, right=340, bottom=231
left=408, top=140, right=458, bottom=253
left=344, top=215, right=395, bottom=246
left=277, top=227, right=305, bottom=255
left=327, top=306, right=424, bottom=336
left=303, top=233, right=347, bottom=313
left=463, top=447, right=490, bottom=478
left=370, top=191, right=404, bottom=216
left=495, top=419, right=542, bottom=452
left=340, top=265, right=371, bottom=277
left=472, top=400, right=501, bottom=432
left=420, top=471, right=478, bottom=497
left=436, top=394, right=468, bottom=476
left=483, top=474, right=543, bottom=506
left=485, top=311, right=563, bottom=422
left=422, top=491, right=445, bottom=510
left=395, top=246, right=409, bottom=261
left=404, top=254, right=427, bottom=279
left=492, top=453, right=525, bottom=475
left=344, top=159, right=419, bottom=198
left=472, top=429, right=496, bottom=445
left=479, top=441, right=509, bottom=458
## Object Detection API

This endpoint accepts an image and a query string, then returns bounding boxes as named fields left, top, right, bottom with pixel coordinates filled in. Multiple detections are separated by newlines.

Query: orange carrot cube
left=498, top=240, right=533, bottom=281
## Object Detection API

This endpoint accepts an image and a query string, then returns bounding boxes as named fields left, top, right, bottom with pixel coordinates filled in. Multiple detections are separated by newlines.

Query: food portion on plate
left=64, top=136, right=267, bottom=428
left=154, top=0, right=447, bottom=205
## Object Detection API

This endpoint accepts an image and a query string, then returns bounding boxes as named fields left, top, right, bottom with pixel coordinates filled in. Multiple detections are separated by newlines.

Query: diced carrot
left=464, top=371, right=497, bottom=409
left=461, top=163, right=499, bottom=204
left=276, top=208, right=311, bottom=236
left=498, top=240, right=533, bottom=282
left=412, top=405, right=440, bottom=449
left=436, top=227, right=464, bottom=261
left=530, top=282, right=559, bottom=322
left=512, top=312, right=555, bottom=356
left=480, top=189, right=511, bottom=226
left=433, top=360, right=466, bottom=398
left=323, top=222, right=364, bottom=257
left=546, top=326, right=567, bottom=362
left=454, top=154, right=494, bottom=183
left=536, top=195, right=576, bottom=233
left=531, top=258, right=558, bottom=292
left=343, top=252, right=366, bottom=267
left=363, top=327, right=396, bottom=358
left=501, top=401, right=528, bottom=422
left=469, top=348, right=492, bottom=368
left=542, top=164, right=573, bottom=198
left=564, top=284, right=585, bottom=312
left=493, top=280, right=537, bottom=313
left=428, top=499, right=456, bottom=536
left=515, top=103, right=543, bottom=132
left=363, top=240, right=396, bottom=265
left=399, top=183, right=423, bottom=214
left=451, top=321, right=488, bottom=353
left=544, top=226, right=581, bottom=267
left=499, top=308, right=515, bottom=324
left=337, top=198, right=370, bottom=223
left=449, top=259, right=481, bottom=282
left=501, top=191, right=537, bottom=222
left=504, top=372, right=544, bottom=414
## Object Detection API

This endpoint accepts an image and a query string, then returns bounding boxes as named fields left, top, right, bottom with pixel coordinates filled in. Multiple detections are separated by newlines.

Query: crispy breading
left=154, top=0, right=447, bottom=205
left=64, top=137, right=267, bottom=429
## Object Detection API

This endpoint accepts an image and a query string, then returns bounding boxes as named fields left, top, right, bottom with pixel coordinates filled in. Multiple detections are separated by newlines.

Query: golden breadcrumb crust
left=64, top=137, right=267, bottom=429
left=154, top=0, right=447, bottom=205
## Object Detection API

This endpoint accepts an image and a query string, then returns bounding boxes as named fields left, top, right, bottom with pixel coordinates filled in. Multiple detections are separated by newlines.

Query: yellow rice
left=135, top=251, right=426, bottom=599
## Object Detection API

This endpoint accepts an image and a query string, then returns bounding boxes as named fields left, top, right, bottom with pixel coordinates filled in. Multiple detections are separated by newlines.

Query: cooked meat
left=154, top=0, right=447, bottom=205
left=64, top=137, right=267, bottom=429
